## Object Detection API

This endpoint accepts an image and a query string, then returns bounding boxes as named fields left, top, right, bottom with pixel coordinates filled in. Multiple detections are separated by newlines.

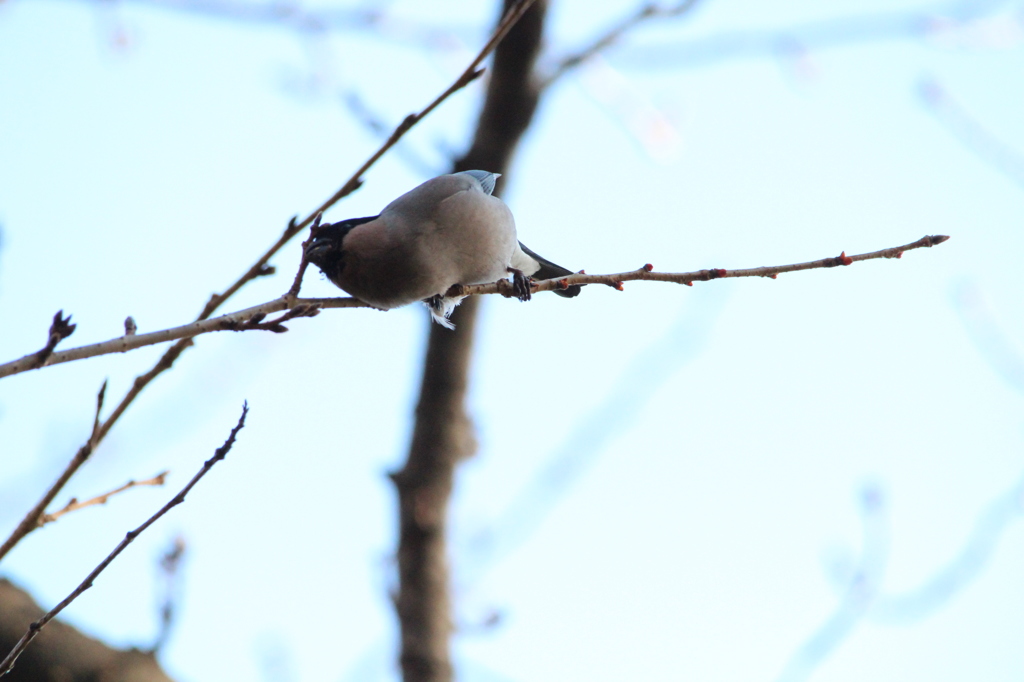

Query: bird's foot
left=507, top=267, right=533, bottom=302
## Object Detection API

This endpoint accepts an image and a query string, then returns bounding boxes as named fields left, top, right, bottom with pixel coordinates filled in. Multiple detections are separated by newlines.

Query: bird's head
left=305, top=216, right=377, bottom=276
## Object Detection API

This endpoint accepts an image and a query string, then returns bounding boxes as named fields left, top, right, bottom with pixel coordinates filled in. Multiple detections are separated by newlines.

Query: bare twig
left=609, top=6, right=998, bottom=70
left=0, top=234, right=950, bottom=379
left=952, top=281, right=1024, bottom=394
left=218, top=304, right=322, bottom=333
left=0, top=402, right=248, bottom=678
left=0, top=381, right=107, bottom=563
left=286, top=212, right=322, bottom=300
left=89, top=0, right=470, bottom=50
left=869, top=468, right=1024, bottom=623
left=38, top=472, right=170, bottom=527
left=0, top=579, right=176, bottom=681
left=459, top=290, right=725, bottom=587
left=463, top=234, right=950, bottom=295
left=342, top=92, right=447, bottom=178
left=0, top=0, right=539, bottom=565
left=542, top=0, right=702, bottom=87
left=776, top=485, right=889, bottom=682
left=920, top=77, right=1024, bottom=189
left=28, top=311, right=76, bottom=370
left=152, top=535, right=188, bottom=655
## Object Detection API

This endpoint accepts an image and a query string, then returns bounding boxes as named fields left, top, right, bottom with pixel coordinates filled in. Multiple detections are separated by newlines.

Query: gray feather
left=458, top=170, right=500, bottom=196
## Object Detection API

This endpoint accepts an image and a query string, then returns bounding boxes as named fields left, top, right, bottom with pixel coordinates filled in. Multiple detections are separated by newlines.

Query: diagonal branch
left=920, top=77, right=1024, bottom=189
left=0, top=403, right=248, bottom=678
left=0, top=381, right=107, bottom=563
left=38, top=472, right=170, bottom=527
left=0, top=0, right=539, bottom=565
left=541, top=0, right=702, bottom=87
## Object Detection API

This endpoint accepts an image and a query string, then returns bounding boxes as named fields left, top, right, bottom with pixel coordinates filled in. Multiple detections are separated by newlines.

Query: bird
left=304, top=170, right=580, bottom=329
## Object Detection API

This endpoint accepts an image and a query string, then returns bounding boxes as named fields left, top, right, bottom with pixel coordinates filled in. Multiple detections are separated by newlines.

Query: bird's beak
left=304, top=237, right=333, bottom=261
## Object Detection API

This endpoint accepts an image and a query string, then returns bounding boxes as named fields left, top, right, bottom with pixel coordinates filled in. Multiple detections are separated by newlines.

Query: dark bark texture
left=390, top=2, right=548, bottom=681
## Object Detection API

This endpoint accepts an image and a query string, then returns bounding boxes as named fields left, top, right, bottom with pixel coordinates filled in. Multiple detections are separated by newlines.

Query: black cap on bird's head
left=305, top=216, right=377, bottom=278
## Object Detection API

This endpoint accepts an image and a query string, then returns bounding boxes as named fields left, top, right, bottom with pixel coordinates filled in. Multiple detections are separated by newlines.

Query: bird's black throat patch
left=305, top=215, right=377, bottom=279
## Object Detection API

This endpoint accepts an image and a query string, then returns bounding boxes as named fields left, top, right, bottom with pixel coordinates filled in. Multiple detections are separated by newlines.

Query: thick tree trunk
left=390, top=2, right=548, bottom=681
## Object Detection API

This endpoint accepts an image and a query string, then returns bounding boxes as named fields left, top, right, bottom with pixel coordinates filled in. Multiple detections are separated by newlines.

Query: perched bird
left=304, top=170, right=580, bottom=328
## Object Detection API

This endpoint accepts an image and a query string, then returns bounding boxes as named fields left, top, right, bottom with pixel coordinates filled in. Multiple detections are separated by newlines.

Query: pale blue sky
left=1, top=1, right=1023, bottom=681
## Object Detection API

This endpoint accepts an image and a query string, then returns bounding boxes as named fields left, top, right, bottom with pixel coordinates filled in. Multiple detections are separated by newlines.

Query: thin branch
left=461, top=233, right=950, bottom=295
left=608, top=5, right=1000, bottom=71
left=868, top=467, right=1024, bottom=623
left=285, top=212, right=321, bottom=300
left=459, top=287, right=725, bottom=588
left=28, top=311, right=77, bottom=370
left=151, top=535, right=187, bottom=655
left=952, top=281, right=1024, bottom=394
left=541, top=0, right=702, bottom=87
left=0, top=298, right=346, bottom=379
left=920, top=77, right=1024, bottom=189
left=0, top=380, right=107, bottom=563
left=0, top=234, right=950, bottom=379
left=38, top=471, right=170, bottom=527
left=0, top=0, right=538, bottom=564
left=0, top=403, right=248, bottom=678
left=776, top=484, right=889, bottom=682
left=86, top=0, right=473, bottom=49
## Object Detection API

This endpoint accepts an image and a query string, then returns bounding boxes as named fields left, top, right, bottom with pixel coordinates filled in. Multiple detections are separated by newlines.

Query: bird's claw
left=507, top=267, right=532, bottom=302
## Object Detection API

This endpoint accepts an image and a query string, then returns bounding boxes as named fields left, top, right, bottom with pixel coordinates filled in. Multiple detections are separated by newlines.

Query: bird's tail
left=518, top=243, right=582, bottom=298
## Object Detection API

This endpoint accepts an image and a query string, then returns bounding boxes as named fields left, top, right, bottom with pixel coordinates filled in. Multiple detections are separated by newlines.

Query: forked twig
left=0, top=381, right=108, bottom=562
left=0, top=403, right=248, bottom=678
left=542, top=0, right=702, bottom=87
left=39, top=472, right=170, bottom=527
left=0, top=0, right=539, bottom=565
left=29, top=311, right=77, bottom=370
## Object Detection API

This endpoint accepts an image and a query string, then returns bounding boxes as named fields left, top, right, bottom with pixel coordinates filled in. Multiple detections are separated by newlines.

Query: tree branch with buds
left=0, top=234, right=949, bottom=380
left=38, top=472, right=169, bottom=528
left=0, top=403, right=247, bottom=678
